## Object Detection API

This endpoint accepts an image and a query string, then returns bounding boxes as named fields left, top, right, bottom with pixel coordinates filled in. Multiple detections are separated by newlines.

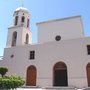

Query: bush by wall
left=0, top=76, right=25, bottom=89
left=0, top=67, right=8, bottom=77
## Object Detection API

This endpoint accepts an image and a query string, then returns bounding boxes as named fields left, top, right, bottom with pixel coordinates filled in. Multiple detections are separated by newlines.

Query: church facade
left=0, top=7, right=90, bottom=89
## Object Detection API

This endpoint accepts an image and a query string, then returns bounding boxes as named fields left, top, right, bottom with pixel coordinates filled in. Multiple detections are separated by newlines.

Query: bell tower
left=13, top=7, right=30, bottom=28
left=6, top=7, right=32, bottom=47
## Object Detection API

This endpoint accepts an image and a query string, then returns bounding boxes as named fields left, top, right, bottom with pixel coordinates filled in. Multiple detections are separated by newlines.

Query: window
left=55, top=35, right=61, bottom=41
left=87, top=45, right=90, bottom=55
left=30, top=51, right=35, bottom=59
left=15, top=16, right=18, bottom=25
left=10, top=55, right=14, bottom=58
left=22, top=16, right=25, bottom=22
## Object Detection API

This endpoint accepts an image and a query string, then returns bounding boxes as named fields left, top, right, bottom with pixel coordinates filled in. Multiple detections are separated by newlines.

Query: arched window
left=53, top=61, right=68, bottom=86
left=26, top=34, right=29, bottom=44
left=27, top=19, right=29, bottom=27
left=22, top=16, right=25, bottom=23
left=12, top=31, right=17, bottom=46
left=26, top=65, right=37, bottom=86
left=15, top=16, right=18, bottom=26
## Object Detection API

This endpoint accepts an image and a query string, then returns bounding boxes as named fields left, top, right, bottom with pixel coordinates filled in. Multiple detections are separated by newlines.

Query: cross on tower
left=20, top=0, right=23, bottom=7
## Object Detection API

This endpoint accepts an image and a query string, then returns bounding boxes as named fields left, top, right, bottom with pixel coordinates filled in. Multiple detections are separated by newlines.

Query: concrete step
left=83, top=87, right=90, bottom=90
left=17, top=88, right=42, bottom=90
left=43, top=87, right=77, bottom=90
left=17, top=87, right=77, bottom=90
left=17, top=86, right=42, bottom=90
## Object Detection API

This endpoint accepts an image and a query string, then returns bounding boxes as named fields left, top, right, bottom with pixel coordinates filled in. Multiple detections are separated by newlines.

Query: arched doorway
left=86, top=63, right=90, bottom=86
left=26, top=65, right=37, bottom=86
left=53, top=62, right=68, bottom=86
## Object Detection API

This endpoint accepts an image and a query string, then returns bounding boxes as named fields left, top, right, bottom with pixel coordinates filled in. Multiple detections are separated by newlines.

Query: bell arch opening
left=11, top=31, right=17, bottom=46
left=22, top=16, right=25, bottom=23
left=26, top=34, right=29, bottom=44
left=15, top=16, right=18, bottom=26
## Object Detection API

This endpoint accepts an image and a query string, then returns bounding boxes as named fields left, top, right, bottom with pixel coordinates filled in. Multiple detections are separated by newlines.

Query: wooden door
left=54, top=69, right=68, bottom=86
left=26, top=65, right=37, bottom=86
left=87, top=63, right=90, bottom=86
left=53, top=62, right=68, bottom=86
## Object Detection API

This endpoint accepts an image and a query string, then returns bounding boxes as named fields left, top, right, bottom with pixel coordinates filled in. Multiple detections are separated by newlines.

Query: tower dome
left=15, top=7, right=29, bottom=13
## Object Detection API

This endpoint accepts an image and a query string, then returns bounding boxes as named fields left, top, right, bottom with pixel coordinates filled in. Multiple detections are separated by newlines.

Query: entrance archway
left=26, top=65, right=37, bottom=86
left=86, top=63, right=90, bottom=86
left=53, top=62, right=68, bottom=86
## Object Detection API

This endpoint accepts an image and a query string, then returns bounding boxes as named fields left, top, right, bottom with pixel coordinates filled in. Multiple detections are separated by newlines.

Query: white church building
left=0, top=7, right=90, bottom=89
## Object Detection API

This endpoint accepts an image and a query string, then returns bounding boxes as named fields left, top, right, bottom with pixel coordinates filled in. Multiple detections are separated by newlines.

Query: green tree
left=0, top=67, right=8, bottom=77
left=0, top=76, right=25, bottom=89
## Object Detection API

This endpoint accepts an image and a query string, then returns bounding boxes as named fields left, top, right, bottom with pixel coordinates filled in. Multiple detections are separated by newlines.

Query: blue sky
left=0, top=0, right=90, bottom=56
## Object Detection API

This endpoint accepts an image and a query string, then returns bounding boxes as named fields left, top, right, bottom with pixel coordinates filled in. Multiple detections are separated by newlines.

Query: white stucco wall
left=37, top=16, right=84, bottom=43
left=0, top=14, right=90, bottom=89
left=1, top=37, right=90, bottom=88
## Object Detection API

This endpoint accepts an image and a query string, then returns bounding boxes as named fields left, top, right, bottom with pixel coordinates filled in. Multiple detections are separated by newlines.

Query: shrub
left=0, top=67, right=8, bottom=77
left=0, top=76, right=25, bottom=89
